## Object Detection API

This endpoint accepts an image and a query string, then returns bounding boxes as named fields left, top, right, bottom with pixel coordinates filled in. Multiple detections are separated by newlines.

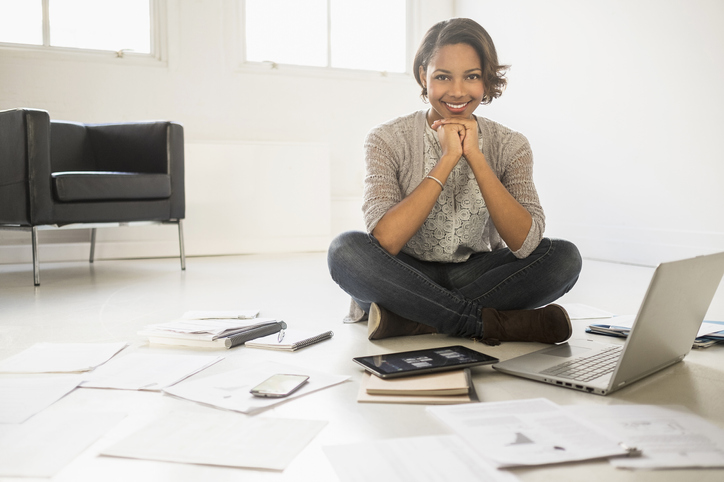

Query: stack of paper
left=586, top=316, right=724, bottom=348
left=139, top=311, right=283, bottom=348
left=357, top=369, right=475, bottom=405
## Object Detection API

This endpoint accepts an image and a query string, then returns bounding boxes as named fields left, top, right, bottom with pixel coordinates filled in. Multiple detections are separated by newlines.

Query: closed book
left=365, top=369, right=470, bottom=396
left=357, top=372, right=476, bottom=405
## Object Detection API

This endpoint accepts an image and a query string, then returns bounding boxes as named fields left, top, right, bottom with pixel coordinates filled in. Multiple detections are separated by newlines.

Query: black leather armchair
left=0, top=108, right=185, bottom=285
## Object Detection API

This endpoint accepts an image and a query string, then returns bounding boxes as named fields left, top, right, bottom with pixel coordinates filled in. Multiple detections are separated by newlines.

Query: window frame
left=237, top=0, right=415, bottom=80
left=0, top=0, right=167, bottom=65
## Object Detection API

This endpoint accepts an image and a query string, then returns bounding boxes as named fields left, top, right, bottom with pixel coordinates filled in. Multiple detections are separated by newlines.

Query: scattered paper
left=0, top=410, right=125, bottom=477
left=0, top=374, right=83, bottom=424
left=102, top=410, right=326, bottom=471
left=0, top=342, right=128, bottom=373
left=590, top=315, right=724, bottom=338
left=427, top=398, right=628, bottom=467
left=141, top=318, right=277, bottom=341
left=163, top=360, right=349, bottom=414
left=568, top=404, right=724, bottom=469
left=561, top=303, right=615, bottom=320
left=81, top=353, right=223, bottom=391
left=181, top=310, right=260, bottom=320
left=324, top=434, right=519, bottom=482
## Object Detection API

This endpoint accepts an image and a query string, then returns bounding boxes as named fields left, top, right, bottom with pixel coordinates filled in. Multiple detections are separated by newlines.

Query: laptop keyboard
left=540, top=345, right=623, bottom=382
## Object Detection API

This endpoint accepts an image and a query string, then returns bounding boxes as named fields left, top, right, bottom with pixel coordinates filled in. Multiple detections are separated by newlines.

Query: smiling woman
left=327, top=18, right=582, bottom=345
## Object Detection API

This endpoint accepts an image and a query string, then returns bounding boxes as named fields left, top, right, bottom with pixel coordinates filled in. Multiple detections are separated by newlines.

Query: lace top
left=362, top=110, right=544, bottom=263
left=402, top=122, right=491, bottom=260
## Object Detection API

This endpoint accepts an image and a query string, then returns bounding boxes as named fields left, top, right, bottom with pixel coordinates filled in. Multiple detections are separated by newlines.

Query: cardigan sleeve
left=497, top=133, right=545, bottom=258
left=361, top=127, right=404, bottom=233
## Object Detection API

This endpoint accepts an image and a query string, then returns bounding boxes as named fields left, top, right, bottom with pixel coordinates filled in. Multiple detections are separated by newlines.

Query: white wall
left=457, top=0, right=724, bottom=265
left=0, top=0, right=454, bottom=264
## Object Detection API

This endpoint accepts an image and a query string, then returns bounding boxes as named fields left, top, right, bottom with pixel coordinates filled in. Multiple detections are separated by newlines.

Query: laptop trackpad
left=545, top=345, right=593, bottom=358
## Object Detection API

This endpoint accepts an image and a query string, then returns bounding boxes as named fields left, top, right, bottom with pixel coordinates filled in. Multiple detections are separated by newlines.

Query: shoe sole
left=367, top=302, right=382, bottom=340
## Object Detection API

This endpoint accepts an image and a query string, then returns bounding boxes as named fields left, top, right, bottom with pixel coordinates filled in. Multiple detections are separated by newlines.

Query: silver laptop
left=492, top=251, right=724, bottom=396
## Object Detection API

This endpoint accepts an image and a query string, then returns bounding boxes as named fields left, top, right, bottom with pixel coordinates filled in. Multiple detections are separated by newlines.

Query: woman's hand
left=432, top=118, right=480, bottom=158
left=433, top=121, right=465, bottom=160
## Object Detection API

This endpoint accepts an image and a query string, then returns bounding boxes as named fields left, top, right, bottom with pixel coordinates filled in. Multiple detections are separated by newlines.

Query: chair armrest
left=86, top=121, right=185, bottom=220
left=0, top=108, right=52, bottom=225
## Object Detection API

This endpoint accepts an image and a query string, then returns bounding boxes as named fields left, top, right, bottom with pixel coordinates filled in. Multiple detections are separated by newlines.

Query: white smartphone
left=249, top=374, right=310, bottom=398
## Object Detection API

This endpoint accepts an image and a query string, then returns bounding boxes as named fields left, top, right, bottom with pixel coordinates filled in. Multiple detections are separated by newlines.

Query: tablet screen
left=353, top=345, right=498, bottom=378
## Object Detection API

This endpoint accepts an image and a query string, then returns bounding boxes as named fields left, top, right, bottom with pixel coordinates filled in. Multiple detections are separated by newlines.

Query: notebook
left=245, top=329, right=333, bottom=351
left=493, top=251, right=724, bottom=396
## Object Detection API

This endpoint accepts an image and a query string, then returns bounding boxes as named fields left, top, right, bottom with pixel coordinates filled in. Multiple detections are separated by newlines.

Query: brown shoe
left=479, top=304, right=572, bottom=345
left=367, top=303, right=437, bottom=340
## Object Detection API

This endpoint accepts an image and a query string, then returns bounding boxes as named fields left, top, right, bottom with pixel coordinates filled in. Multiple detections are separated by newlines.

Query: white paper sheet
left=101, top=410, right=326, bottom=471
left=0, top=342, right=128, bottom=373
left=80, top=353, right=223, bottom=391
left=163, top=360, right=349, bottom=414
left=0, top=410, right=125, bottom=477
left=567, top=404, right=724, bottom=469
left=324, top=434, right=519, bottom=482
left=427, top=398, right=628, bottom=467
left=181, top=309, right=260, bottom=320
left=0, top=374, right=83, bottom=424
left=561, top=303, right=616, bottom=320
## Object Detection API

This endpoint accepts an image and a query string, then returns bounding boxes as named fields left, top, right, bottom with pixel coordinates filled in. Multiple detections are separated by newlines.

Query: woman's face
left=421, top=43, right=485, bottom=125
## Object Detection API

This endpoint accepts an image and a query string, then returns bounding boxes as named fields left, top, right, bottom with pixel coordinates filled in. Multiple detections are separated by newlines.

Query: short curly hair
left=413, top=18, right=509, bottom=105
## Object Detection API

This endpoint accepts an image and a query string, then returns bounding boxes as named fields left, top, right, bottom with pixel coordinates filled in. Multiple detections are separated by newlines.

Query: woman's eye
left=435, top=75, right=449, bottom=81
left=468, top=74, right=481, bottom=80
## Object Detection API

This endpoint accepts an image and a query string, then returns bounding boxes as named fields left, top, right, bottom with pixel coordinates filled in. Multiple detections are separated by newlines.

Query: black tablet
left=353, top=345, right=499, bottom=379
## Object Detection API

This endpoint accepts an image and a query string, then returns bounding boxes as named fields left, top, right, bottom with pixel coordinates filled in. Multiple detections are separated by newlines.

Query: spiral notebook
left=245, top=329, right=333, bottom=351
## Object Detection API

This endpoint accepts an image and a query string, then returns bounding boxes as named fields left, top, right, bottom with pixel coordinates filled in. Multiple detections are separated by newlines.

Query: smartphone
left=249, top=374, right=310, bottom=398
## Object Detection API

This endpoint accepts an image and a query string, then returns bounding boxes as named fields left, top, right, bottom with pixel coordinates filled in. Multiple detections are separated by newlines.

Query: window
left=0, top=0, right=155, bottom=56
left=243, top=0, right=408, bottom=74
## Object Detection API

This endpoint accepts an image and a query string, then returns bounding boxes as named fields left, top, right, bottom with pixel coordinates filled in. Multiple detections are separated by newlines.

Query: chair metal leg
left=32, top=226, right=40, bottom=286
left=178, top=219, right=186, bottom=270
left=89, top=228, right=97, bottom=263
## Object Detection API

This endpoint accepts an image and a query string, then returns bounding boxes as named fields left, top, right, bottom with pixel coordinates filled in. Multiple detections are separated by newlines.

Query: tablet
left=353, top=345, right=499, bottom=379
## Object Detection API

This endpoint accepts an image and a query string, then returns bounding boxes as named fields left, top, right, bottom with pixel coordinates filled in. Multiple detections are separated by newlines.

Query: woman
left=327, top=18, right=582, bottom=345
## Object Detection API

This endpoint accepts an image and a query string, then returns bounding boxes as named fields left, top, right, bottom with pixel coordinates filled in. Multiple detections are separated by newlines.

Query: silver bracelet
left=425, top=175, right=444, bottom=190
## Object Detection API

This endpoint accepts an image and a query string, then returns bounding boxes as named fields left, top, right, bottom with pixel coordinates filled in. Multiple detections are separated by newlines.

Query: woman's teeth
left=445, top=102, right=468, bottom=109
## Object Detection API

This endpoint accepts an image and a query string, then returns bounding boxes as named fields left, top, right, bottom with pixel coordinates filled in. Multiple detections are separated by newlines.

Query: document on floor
left=0, top=374, right=84, bottom=424
left=427, top=398, right=629, bottom=467
left=0, top=410, right=125, bottom=477
left=560, top=303, right=615, bottom=320
left=163, top=360, right=349, bottom=414
left=0, top=342, right=128, bottom=373
left=567, top=404, right=724, bottom=469
left=324, top=434, right=519, bottom=482
left=101, top=410, right=326, bottom=471
left=80, top=353, right=223, bottom=391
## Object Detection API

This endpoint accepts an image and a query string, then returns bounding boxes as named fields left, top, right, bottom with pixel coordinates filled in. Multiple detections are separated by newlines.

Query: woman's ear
left=418, top=65, right=426, bottom=87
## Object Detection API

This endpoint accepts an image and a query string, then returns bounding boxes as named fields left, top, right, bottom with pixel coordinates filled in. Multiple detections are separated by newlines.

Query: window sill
left=0, top=42, right=166, bottom=67
left=235, top=60, right=412, bottom=82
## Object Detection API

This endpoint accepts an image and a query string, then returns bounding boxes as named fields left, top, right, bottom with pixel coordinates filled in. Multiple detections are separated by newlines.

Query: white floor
left=2, top=253, right=724, bottom=482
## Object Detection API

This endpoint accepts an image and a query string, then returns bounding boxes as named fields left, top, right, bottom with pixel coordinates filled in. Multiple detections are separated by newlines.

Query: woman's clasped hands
left=430, top=117, right=481, bottom=160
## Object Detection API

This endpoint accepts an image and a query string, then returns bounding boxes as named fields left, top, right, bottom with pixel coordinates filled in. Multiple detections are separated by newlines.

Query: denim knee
left=550, top=238, right=582, bottom=290
left=327, top=230, right=369, bottom=280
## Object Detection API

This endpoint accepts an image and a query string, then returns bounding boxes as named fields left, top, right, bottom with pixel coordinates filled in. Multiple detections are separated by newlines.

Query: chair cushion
left=51, top=171, right=172, bottom=202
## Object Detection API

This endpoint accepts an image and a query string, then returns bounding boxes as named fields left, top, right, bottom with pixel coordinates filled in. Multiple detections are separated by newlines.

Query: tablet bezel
left=352, top=345, right=499, bottom=379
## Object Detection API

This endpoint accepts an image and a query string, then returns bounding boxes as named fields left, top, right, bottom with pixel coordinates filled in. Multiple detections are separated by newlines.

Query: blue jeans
left=327, top=231, right=582, bottom=338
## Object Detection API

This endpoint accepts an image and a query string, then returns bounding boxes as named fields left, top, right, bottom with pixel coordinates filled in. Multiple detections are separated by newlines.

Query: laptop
left=492, top=251, right=724, bottom=396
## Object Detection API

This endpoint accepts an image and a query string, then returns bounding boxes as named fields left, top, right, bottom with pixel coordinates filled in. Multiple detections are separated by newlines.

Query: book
left=245, top=329, right=333, bottom=351
left=357, top=371, right=476, bottom=405
left=139, top=318, right=278, bottom=342
left=142, top=322, right=286, bottom=349
left=365, top=369, right=471, bottom=396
